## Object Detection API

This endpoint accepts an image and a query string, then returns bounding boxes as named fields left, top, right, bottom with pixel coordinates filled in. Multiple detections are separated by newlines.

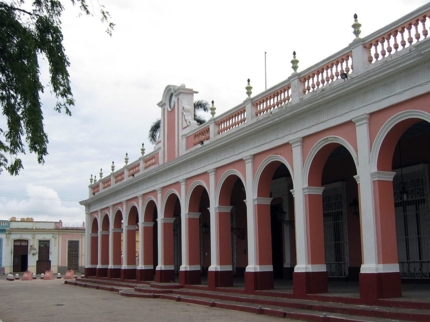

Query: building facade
left=81, top=5, right=430, bottom=304
left=1, top=219, right=85, bottom=274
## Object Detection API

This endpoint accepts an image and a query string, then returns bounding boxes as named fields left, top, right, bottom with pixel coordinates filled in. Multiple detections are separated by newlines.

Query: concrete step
left=65, top=279, right=430, bottom=322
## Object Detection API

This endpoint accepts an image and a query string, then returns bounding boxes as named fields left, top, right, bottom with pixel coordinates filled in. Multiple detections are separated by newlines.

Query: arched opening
left=390, top=121, right=430, bottom=282
left=108, top=210, right=122, bottom=278
left=256, top=159, right=295, bottom=289
left=99, top=214, right=109, bottom=277
left=89, top=218, right=98, bottom=277
left=217, top=175, right=247, bottom=287
left=306, top=141, right=359, bottom=295
left=322, top=145, right=361, bottom=287
left=123, top=205, right=139, bottom=280
left=141, top=199, right=157, bottom=281
left=156, top=193, right=181, bottom=283
left=184, top=184, right=210, bottom=285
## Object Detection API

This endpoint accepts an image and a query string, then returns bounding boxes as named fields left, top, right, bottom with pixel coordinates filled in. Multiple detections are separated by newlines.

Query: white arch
left=111, top=206, right=123, bottom=227
left=126, top=201, right=139, bottom=225
left=143, top=195, right=158, bottom=221
left=216, top=169, right=246, bottom=206
left=303, top=136, right=358, bottom=187
left=162, top=189, right=181, bottom=218
left=370, top=110, right=430, bottom=172
left=186, top=180, right=209, bottom=213
left=100, top=211, right=110, bottom=230
left=253, top=154, right=294, bottom=196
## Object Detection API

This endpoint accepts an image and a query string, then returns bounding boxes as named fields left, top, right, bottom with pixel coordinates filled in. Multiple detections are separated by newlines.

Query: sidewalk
left=0, top=277, right=287, bottom=322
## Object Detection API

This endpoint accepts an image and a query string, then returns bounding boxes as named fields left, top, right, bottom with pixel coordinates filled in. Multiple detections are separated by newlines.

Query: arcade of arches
left=85, top=97, right=430, bottom=304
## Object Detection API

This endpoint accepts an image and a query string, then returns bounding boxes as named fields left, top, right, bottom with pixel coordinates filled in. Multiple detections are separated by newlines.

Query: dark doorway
left=36, top=240, right=51, bottom=274
left=271, top=204, right=284, bottom=279
left=13, top=240, right=28, bottom=272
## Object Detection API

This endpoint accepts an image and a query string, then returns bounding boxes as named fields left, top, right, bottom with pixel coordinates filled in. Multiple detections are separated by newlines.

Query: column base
left=208, top=270, right=233, bottom=290
left=293, top=271, right=328, bottom=296
left=359, top=272, right=401, bottom=304
left=121, top=268, right=136, bottom=280
left=96, top=267, right=108, bottom=278
left=179, top=270, right=201, bottom=285
left=108, top=268, right=121, bottom=279
left=245, top=270, right=274, bottom=291
left=137, top=269, right=154, bottom=282
left=155, top=269, right=175, bottom=283
left=85, top=267, right=96, bottom=277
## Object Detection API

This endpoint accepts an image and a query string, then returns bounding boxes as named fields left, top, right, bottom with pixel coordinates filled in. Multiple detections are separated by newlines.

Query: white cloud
left=0, top=0, right=428, bottom=222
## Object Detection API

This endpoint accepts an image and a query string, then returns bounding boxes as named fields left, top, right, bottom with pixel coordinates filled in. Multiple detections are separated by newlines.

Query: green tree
left=0, top=0, right=114, bottom=175
left=148, top=100, right=210, bottom=145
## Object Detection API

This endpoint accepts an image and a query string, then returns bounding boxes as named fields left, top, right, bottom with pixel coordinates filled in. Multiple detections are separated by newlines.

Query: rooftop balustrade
left=88, top=4, right=430, bottom=198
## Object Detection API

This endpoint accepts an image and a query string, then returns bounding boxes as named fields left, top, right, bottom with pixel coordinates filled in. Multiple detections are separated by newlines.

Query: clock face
left=168, top=94, right=175, bottom=110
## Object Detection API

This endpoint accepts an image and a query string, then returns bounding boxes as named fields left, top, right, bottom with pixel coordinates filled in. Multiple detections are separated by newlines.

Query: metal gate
left=323, top=182, right=349, bottom=278
left=394, top=165, right=430, bottom=279
left=67, top=240, right=79, bottom=270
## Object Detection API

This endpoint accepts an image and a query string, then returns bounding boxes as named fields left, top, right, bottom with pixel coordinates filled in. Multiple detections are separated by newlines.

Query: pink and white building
left=81, top=4, right=430, bottom=303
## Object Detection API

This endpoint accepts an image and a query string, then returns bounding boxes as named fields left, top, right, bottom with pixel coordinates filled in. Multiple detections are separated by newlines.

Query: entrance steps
left=65, top=278, right=430, bottom=322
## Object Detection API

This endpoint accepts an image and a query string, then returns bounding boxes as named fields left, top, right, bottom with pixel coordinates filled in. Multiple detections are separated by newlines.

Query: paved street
left=0, top=278, right=291, bottom=322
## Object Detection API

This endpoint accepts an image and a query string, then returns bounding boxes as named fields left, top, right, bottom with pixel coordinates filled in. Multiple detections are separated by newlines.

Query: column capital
left=185, top=212, right=201, bottom=219
left=216, top=205, right=233, bottom=213
left=352, top=114, right=369, bottom=126
left=289, top=137, right=303, bottom=147
left=303, top=186, right=325, bottom=195
left=158, top=217, right=176, bottom=224
left=371, top=171, right=396, bottom=181
left=253, top=197, right=272, bottom=205
left=243, top=155, right=254, bottom=163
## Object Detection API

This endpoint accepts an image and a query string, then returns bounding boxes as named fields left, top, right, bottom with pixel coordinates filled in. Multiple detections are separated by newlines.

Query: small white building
left=1, top=218, right=85, bottom=274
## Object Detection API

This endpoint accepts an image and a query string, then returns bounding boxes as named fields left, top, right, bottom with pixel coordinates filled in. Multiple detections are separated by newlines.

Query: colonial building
left=1, top=218, right=85, bottom=274
left=81, top=4, right=430, bottom=303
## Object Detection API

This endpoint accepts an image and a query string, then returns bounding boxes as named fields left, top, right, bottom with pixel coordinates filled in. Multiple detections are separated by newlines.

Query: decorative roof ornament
left=99, top=168, right=103, bottom=180
left=90, top=174, right=93, bottom=184
left=111, top=161, right=115, bottom=172
left=141, top=143, right=145, bottom=156
left=210, top=100, right=216, bottom=118
left=352, top=13, right=361, bottom=39
left=246, top=79, right=252, bottom=98
left=125, top=153, right=129, bottom=165
left=291, top=51, right=299, bottom=74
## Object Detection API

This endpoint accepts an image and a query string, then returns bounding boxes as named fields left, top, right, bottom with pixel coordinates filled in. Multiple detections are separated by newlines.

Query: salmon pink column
left=97, top=230, right=109, bottom=277
left=179, top=212, right=201, bottom=285
left=137, top=222, right=154, bottom=281
left=245, top=197, right=274, bottom=291
left=89, top=231, right=98, bottom=277
left=122, top=225, right=137, bottom=280
left=208, top=206, right=233, bottom=289
left=108, top=227, right=122, bottom=278
left=354, top=115, right=401, bottom=303
left=155, top=217, right=175, bottom=282
left=300, top=186, right=328, bottom=294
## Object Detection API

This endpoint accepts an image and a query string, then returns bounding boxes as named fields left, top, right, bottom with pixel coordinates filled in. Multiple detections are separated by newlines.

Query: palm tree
left=148, top=100, right=210, bottom=144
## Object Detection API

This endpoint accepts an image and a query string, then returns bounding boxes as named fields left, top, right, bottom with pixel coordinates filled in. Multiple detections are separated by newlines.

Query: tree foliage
left=148, top=100, right=210, bottom=145
left=0, top=0, right=114, bottom=175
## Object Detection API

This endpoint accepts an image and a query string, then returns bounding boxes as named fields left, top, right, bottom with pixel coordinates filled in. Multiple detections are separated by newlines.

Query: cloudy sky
left=0, top=0, right=428, bottom=224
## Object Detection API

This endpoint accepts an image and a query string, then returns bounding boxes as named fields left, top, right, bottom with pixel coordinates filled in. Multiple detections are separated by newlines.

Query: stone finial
left=94, top=175, right=97, bottom=182
left=90, top=174, right=93, bottom=184
left=141, top=143, right=145, bottom=156
left=210, top=100, right=216, bottom=118
left=111, top=161, right=115, bottom=172
left=352, top=13, right=361, bottom=39
left=291, top=51, right=299, bottom=74
left=125, top=153, right=129, bottom=165
left=245, top=79, right=252, bottom=98
left=99, top=168, right=103, bottom=180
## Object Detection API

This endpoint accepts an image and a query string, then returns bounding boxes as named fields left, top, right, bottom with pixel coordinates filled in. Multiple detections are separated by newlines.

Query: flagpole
left=265, top=52, right=267, bottom=90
